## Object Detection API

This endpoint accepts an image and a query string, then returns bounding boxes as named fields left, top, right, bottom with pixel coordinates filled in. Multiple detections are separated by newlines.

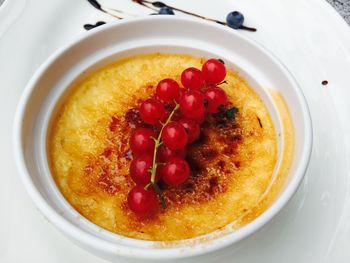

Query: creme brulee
left=48, top=53, right=291, bottom=241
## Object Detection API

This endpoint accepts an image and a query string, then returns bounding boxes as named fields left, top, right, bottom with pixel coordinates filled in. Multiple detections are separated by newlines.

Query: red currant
left=175, top=88, right=185, bottom=104
left=127, top=185, right=158, bottom=214
left=161, top=158, right=190, bottom=186
left=204, top=86, right=228, bottom=113
left=202, top=59, right=227, bottom=84
left=191, top=108, right=206, bottom=124
left=178, top=118, right=200, bottom=143
left=156, top=78, right=180, bottom=102
left=158, top=145, right=186, bottom=162
left=181, top=67, right=204, bottom=90
left=129, top=128, right=155, bottom=155
left=161, top=122, right=188, bottom=150
left=130, top=154, right=161, bottom=185
left=179, top=101, right=206, bottom=124
left=140, top=98, right=166, bottom=125
left=179, top=90, right=205, bottom=119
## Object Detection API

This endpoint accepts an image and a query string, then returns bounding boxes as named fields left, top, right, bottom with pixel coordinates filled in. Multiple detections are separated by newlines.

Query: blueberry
left=152, top=1, right=167, bottom=8
left=158, top=6, right=175, bottom=15
left=226, top=11, right=244, bottom=29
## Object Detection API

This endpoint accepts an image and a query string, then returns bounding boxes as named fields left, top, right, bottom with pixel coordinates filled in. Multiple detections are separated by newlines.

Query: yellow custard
left=48, top=53, right=292, bottom=241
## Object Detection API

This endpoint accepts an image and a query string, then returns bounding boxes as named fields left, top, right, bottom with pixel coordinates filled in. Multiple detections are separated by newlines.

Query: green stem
left=144, top=103, right=179, bottom=209
left=152, top=183, right=166, bottom=209
left=149, top=103, right=179, bottom=184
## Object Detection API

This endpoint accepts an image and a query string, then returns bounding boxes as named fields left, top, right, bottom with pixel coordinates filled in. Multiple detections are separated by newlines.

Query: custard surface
left=49, top=54, right=278, bottom=241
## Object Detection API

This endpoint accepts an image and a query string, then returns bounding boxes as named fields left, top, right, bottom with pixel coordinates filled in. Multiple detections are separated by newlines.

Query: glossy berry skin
left=140, top=98, right=166, bottom=125
left=156, top=78, right=180, bottom=102
left=129, top=128, right=155, bottom=155
left=158, top=145, right=186, bottom=162
left=174, top=88, right=185, bottom=105
left=181, top=100, right=206, bottom=124
left=129, top=154, right=153, bottom=185
left=192, top=108, right=206, bottom=124
left=178, top=118, right=200, bottom=143
left=158, top=6, right=175, bottom=15
left=179, top=90, right=205, bottom=119
left=226, top=11, right=244, bottom=29
left=161, top=122, right=188, bottom=150
left=161, top=158, right=190, bottom=186
left=202, top=59, right=227, bottom=84
left=127, top=185, right=158, bottom=214
left=181, top=67, right=205, bottom=90
left=204, top=86, right=228, bottom=113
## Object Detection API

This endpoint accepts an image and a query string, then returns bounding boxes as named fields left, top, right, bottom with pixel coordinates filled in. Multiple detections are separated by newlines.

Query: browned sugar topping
left=83, top=104, right=242, bottom=215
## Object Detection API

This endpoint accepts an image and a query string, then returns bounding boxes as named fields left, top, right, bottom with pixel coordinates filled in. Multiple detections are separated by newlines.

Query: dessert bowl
left=13, top=16, right=312, bottom=261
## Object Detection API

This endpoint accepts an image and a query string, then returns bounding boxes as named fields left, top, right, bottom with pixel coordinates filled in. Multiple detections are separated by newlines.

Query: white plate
left=1, top=0, right=350, bottom=262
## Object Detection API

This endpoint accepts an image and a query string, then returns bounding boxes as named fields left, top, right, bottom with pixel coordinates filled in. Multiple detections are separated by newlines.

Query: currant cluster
left=127, top=58, right=229, bottom=214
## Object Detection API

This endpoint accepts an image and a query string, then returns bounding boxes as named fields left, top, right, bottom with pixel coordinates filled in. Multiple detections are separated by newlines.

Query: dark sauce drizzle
left=134, top=0, right=256, bottom=32
left=87, top=0, right=121, bottom=18
left=86, top=0, right=136, bottom=19
left=85, top=0, right=256, bottom=32
left=84, top=21, right=106, bottom=30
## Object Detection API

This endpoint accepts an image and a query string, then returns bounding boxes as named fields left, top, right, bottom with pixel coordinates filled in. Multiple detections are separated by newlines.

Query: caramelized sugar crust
left=49, top=54, right=277, bottom=241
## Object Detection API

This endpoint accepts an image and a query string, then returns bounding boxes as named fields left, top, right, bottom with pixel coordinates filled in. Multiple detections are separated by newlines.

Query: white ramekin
left=13, top=16, right=312, bottom=262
